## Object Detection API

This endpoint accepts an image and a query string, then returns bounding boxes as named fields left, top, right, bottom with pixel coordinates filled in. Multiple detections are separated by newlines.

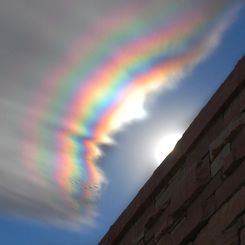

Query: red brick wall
left=100, top=56, right=245, bottom=245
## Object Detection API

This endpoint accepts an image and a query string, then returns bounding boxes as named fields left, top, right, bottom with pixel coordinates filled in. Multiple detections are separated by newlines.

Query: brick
left=231, top=126, right=245, bottom=150
left=147, top=237, right=156, bottom=245
left=184, top=173, right=222, bottom=225
left=202, top=195, right=216, bottom=220
left=170, top=160, right=210, bottom=215
left=239, top=87, right=245, bottom=112
left=223, top=214, right=245, bottom=245
left=194, top=187, right=245, bottom=245
left=186, top=116, right=224, bottom=168
left=143, top=211, right=169, bottom=244
left=118, top=229, right=136, bottom=245
left=135, top=204, right=156, bottom=234
left=139, top=202, right=156, bottom=226
left=211, top=143, right=230, bottom=177
left=144, top=231, right=154, bottom=245
left=166, top=175, right=220, bottom=242
left=233, top=143, right=245, bottom=161
left=200, top=172, right=223, bottom=201
left=143, top=231, right=153, bottom=243
left=145, top=211, right=161, bottom=230
left=209, top=112, right=245, bottom=161
left=168, top=166, right=185, bottom=185
left=168, top=169, right=217, bottom=244
left=224, top=229, right=239, bottom=245
left=171, top=202, right=203, bottom=244
left=133, top=231, right=145, bottom=244
left=155, top=186, right=170, bottom=212
left=237, top=213, right=245, bottom=228
left=224, top=93, right=241, bottom=125
left=117, top=203, right=156, bottom=245
left=222, top=152, right=235, bottom=176
left=223, top=140, right=245, bottom=177
left=240, top=227, right=245, bottom=245
left=215, top=160, right=245, bottom=208
left=156, top=233, right=175, bottom=245
left=136, top=239, right=145, bottom=245
left=172, top=178, right=224, bottom=245
left=151, top=212, right=174, bottom=242
left=195, top=155, right=211, bottom=186
left=143, top=212, right=173, bottom=245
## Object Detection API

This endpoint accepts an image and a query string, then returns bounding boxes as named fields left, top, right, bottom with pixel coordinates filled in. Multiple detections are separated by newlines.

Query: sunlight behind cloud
left=154, top=132, right=182, bottom=165
left=0, top=0, right=242, bottom=227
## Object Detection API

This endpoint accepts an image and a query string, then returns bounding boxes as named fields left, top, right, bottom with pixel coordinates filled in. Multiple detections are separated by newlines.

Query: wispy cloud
left=0, top=0, right=243, bottom=226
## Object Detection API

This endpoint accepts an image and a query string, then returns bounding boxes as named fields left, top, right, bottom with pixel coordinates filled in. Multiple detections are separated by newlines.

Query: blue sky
left=0, top=0, right=244, bottom=244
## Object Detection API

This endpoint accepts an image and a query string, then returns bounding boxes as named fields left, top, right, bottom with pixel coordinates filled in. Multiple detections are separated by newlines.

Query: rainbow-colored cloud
left=22, top=0, right=242, bottom=224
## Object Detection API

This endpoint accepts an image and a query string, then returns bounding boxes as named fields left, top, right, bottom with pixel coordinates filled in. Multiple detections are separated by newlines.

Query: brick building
left=100, top=56, right=245, bottom=245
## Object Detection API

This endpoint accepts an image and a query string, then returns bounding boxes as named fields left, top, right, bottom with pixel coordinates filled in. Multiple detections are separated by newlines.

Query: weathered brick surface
left=215, top=159, right=245, bottom=208
left=100, top=57, right=245, bottom=245
left=223, top=213, right=245, bottom=245
left=194, top=187, right=245, bottom=245
left=240, top=227, right=245, bottom=245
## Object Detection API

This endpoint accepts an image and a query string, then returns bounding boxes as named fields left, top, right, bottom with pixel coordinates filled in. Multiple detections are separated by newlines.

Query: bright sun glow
left=154, top=132, right=182, bottom=165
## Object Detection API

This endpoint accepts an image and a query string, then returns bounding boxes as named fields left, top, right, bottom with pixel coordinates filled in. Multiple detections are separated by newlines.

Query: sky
left=0, top=0, right=244, bottom=244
